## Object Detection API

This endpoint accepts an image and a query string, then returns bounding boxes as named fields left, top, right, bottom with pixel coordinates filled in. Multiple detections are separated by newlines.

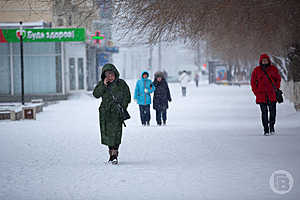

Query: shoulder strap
left=261, top=68, right=277, bottom=91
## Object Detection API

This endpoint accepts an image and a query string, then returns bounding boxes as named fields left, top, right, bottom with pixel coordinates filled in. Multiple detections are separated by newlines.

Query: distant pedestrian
left=153, top=71, right=172, bottom=126
left=93, top=63, right=131, bottom=164
left=194, top=71, right=200, bottom=87
left=179, top=70, right=190, bottom=96
left=251, top=54, right=281, bottom=136
left=134, top=71, right=155, bottom=126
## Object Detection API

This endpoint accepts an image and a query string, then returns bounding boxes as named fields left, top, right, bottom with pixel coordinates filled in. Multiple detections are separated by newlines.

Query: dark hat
left=154, top=71, right=164, bottom=78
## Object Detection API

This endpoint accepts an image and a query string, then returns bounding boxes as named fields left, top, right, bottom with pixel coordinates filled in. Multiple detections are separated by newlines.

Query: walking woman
left=251, top=54, right=281, bottom=136
left=179, top=70, right=190, bottom=96
left=93, top=63, right=131, bottom=164
left=134, top=71, right=155, bottom=126
left=153, top=71, right=172, bottom=126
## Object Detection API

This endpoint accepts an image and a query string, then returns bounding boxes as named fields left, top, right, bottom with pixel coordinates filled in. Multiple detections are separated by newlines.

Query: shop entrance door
left=69, top=57, right=76, bottom=90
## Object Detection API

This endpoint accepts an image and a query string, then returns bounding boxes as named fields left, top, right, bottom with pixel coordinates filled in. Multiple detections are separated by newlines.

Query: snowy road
left=1, top=81, right=299, bottom=200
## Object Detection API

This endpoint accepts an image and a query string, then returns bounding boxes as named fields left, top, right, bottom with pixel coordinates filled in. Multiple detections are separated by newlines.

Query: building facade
left=0, top=0, right=111, bottom=102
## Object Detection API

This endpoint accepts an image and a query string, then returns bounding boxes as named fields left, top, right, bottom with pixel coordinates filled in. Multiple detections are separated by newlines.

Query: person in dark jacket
left=194, top=71, right=200, bottom=87
left=153, top=71, right=172, bottom=126
left=93, top=63, right=131, bottom=164
left=251, top=54, right=281, bottom=136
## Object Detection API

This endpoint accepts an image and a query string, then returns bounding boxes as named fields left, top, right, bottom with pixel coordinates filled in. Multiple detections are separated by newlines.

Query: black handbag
left=112, top=95, right=131, bottom=127
left=275, top=88, right=283, bottom=103
left=261, top=68, right=283, bottom=103
left=107, top=85, right=131, bottom=127
left=111, top=93, right=131, bottom=121
left=122, top=109, right=131, bottom=121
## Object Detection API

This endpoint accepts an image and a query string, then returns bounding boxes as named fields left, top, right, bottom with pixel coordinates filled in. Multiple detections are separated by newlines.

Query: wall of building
left=0, top=0, right=114, bottom=101
left=0, top=0, right=52, bottom=23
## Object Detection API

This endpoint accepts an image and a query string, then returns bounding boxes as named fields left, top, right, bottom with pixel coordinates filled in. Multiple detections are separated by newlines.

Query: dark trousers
left=108, top=145, right=119, bottom=150
left=156, top=109, right=167, bottom=124
left=139, top=105, right=150, bottom=124
left=108, top=145, right=119, bottom=160
left=182, top=87, right=187, bottom=96
left=259, top=102, right=276, bottom=132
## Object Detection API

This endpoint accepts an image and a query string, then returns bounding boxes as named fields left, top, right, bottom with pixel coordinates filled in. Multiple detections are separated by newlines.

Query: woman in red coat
left=251, top=54, right=281, bottom=136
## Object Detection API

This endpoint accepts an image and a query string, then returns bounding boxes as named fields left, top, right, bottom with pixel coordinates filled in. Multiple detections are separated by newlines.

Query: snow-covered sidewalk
left=0, top=81, right=299, bottom=200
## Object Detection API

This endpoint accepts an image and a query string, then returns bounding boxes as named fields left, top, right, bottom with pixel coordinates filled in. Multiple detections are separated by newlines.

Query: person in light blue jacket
left=134, top=71, right=155, bottom=126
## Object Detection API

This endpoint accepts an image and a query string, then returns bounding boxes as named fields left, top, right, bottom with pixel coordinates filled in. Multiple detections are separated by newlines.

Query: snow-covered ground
left=0, top=81, right=299, bottom=200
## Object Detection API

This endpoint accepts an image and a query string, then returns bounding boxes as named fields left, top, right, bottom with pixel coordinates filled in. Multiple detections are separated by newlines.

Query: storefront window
left=0, top=43, right=11, bottom=95
left=12, top=42, right=60, bottom=94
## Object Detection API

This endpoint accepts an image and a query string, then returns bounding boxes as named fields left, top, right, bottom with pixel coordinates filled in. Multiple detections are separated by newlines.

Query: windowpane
left=0, top=43, right=11, bottom=94
left=78, top=58, right=84, bottom=89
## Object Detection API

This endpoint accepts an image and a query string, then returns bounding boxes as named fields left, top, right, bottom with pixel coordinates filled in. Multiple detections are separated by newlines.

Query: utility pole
left=158, top=39, right=162, bottom=71
left=123, top=51, right=127, bottom=79
left=148, top=45, right=153, bottom=76
left=19, top=21, right=25, bottom=105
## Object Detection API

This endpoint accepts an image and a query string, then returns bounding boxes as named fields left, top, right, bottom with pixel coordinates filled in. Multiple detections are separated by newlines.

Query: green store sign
left=0, top=28, right=85, bottom=43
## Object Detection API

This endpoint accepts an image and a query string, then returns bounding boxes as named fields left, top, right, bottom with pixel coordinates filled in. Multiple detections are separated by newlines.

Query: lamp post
left=19, top=21, right=25, bottom=105
left=149, top=45, right=153, bottom=76
left=158, top=39, right=162, bottom=71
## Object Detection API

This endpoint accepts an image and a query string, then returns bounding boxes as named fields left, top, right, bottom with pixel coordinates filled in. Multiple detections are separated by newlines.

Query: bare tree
left=114, top=0, right=300, bottom=109
left=114, top=0, right=300, bottom=63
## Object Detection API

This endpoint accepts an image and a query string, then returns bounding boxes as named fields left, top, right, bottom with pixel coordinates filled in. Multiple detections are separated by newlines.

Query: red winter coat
left=251, top=54, right=281, bottom=104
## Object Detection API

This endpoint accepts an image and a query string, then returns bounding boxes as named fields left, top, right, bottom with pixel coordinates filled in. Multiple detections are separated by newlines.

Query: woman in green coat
left=93, top=63, right=131, bottom=164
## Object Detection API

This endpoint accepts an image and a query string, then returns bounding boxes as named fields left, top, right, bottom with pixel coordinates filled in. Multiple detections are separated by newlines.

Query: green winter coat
left=93, top=64, right=131, bottom=147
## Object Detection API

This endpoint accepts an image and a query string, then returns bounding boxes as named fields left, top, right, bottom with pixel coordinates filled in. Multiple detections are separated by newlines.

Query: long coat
left=134, top=71, right=155, bottom=105
left=179, top=72, right=190, bottom=87
left=251, top=54, right=281, bottom=104
left=93, top=64, right=131, bottom=147
left=153, top=74, right=172, bottom=110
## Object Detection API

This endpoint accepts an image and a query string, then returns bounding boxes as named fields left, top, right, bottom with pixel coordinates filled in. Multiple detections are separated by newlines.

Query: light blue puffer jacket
left=134, top=71, right=155, bottom=105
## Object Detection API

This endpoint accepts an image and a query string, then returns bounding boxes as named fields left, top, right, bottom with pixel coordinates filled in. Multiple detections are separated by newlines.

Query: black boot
left=270, top=124, right=275, bottom=135
left=146, top=121, right=150, bottom=126
left=163, top=120, right=166, bottom=126
left=111, top=150, right=118, bottom=165
left=108, top=150, right=113, bottom=162
left=264, top=126, right=270, bottom=136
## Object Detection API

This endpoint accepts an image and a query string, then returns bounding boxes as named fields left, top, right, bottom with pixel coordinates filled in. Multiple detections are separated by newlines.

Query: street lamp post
left=158, top=40, right=162, bottom=71
left=149, top=45, right=153, bottom=76
left=19, top=21, right=25, bottom=105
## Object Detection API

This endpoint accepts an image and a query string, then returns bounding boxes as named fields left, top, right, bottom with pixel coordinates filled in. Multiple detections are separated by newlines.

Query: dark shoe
left=110, top=150, right=118, bottom=165
left=270, top=126, right=275, bottom=134
left=142, top=122, right=146, bottom=126
left=157, top=121, right=162, bottom=126
left=264, top=129, right=270, bottom=136
left=264, top=126, right=270, bottom=136
left=111, top=157, right=118, bottom=165
left=146, top=121, right=150, bottom=126
left=163, top=121, right=166, bottom=126
left=108, top=150, right=113, bottom=162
